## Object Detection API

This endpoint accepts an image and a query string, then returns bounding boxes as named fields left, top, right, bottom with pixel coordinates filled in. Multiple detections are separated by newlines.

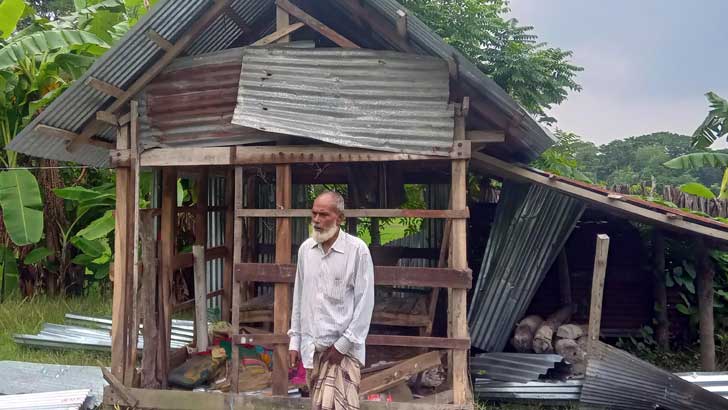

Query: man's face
left=311, top=194, right=342, bottom=234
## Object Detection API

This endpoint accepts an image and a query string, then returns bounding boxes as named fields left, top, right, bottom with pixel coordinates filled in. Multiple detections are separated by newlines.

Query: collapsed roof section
left=8, top=0, right=554, bottom=167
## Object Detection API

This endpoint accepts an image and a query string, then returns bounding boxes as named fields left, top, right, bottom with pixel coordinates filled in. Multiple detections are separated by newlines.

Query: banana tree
left=663, top=92, right=728, bottom=199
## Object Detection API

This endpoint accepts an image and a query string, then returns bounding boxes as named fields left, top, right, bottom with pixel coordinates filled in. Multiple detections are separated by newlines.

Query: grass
left=357, top=219, right=410, bottom=245
left=0, top=291, right=112, bottom=366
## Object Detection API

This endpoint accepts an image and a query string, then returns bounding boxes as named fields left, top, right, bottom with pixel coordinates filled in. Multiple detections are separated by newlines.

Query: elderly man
left=288, top=191, right=375, bottom=410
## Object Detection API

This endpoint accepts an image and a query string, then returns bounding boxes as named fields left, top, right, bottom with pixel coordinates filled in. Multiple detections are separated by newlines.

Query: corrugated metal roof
left=474, top=379, right=582, bottom=402
left=469, top=181, right=585, bottom=352
left=232, top=47, right=454, bottom=155
left=8, top=0, right=554, bottom=166
left=0, top=389, right=91, bottom=410
left=678, top=372, right=728, bottom=399
left=0, top=362, right=106, bottom=408
left=470, top=353, right=563, bottom=383
left=580, top=341, right=728, bottom=410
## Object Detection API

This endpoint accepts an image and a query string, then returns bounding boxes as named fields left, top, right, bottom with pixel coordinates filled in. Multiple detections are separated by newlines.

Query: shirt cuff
left=333, top=336, right=353, bottom=355
left=288, top=334, right=301, bottom=351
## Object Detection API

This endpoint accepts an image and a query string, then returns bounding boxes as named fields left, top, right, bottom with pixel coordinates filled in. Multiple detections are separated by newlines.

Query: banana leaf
left=0, top=170, right=43, bottom=246
left=663, top=152, right=728, bottom=169
left=0, top=29, right=108, bottom=70
left=0, top=0, right=26, bottom=40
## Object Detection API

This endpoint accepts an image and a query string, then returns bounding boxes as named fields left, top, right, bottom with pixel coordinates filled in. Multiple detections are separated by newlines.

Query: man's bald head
left=315, top=191, right=345, bottom=216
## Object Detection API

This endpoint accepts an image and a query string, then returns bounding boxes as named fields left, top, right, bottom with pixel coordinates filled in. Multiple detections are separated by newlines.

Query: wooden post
left=158, top=167, right=177, bottom=387
left=276, top=3, right=291, bottom=43
left=193, top=245, right=209, bottom=352
left=140, top=212, right=161, bottom=389
left=222, top=168, right=235, bottom=322
left=557, top=250, right=572, bottom=306
left=587, top=234, right=610, bottom=353
left=111, top=124, right=131, bottom=384
left=126, top=100, right=141, bottom=387
left=697, top=238, right=716, bottom=371
left=230, top=167, right=243, bottom=393
left=449, top=100, right=470, bottom=404
left=273, top=164, right=292, bottom=396
left=653, top=230, right=669, bottom=350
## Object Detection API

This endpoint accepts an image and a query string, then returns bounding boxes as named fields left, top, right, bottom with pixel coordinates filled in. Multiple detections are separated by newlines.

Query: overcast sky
left=508, top=0, right=728, bottom=146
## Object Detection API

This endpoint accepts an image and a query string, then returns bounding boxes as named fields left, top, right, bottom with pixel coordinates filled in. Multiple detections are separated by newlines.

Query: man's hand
left=322, top=345, right=344, bottom=366
left=289, top=350, right=300, bottom=369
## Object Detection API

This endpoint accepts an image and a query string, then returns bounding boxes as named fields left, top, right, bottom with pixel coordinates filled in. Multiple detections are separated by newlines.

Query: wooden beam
left=134, top=144, right=468, bottom=167
left=466, top=130, right=505, bottom=144
left=111, top=124, right=131, bottom=384
left=233, top=334, right=469, bottom=350
left=171, top=246, right=228, bottom=270
left=235, top=208, right=469, bottom=219
left=221, top=168, right=236, bottom=322
left=96, top=111, right=119, bottom=126
left=275, top=0, right=359, bottom=48
left=172, top=289, right=225, bottom=313
left=337, top=0, right=414, bottom=52
left=395, top=9, right=408, bottom=38
left=449, top=102, right=470, bottom=405
left=35, top=124, right=113, bottom=150
left=140, top=211, right=161, bottom=389
left=360, top=351, right=442, bottom=396
left=147, top=29, right=173, bottom=51
left=272, top=164, right=292, bottom=396
left=101, top=367, right=140, bottom=408
left=276, top=3, right=291, bottom=43
left=252, top=22, right=305, bottom=45
left=103, top=386, right=472, bottom=410
left=653, top=230, right=669, bottom=350
left=193, top=245, right=209, bottom=352
left=224, top=6, right=252, bottom=32
left=87, top=77, right=125, bottom=99
left=470, top=151, right=728, bottom=243
left=127, top=100, right=141, bottom=387
left=67, top=0, right=233, bottom=152
left=230, top=280, right=241, bottom=393
left=587, top=234, right=610, bottom=353
left=234, top=263, right=472, bottom=289
left=697, top=238, right=716, bottom=371
left=158, top=167, right=177, bottom=388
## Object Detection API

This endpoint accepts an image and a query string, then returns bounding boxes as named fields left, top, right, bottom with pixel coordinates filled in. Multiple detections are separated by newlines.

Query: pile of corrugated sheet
left=470, top=353, right=563, bottom=383
left=13, top=313, right=192, bottom=351
left=0, top=389, right=91, bottom=410
left=0, top=362, right=106, bottom=408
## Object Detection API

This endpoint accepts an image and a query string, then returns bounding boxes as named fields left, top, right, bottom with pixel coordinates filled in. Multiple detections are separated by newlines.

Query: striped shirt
left=288, top=230, right=375, bottom=369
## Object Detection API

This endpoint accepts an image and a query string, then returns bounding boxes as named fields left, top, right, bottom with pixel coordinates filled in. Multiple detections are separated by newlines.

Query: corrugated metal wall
left=469, top=182, right=585, bottom=352
left=232, top=47, right=454, bottom=156
left=206, top=175, right=226, bottom=309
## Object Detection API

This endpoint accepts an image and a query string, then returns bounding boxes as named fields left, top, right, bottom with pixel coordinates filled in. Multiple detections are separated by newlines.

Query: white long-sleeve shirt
left=288, top=230, right=375, bottom=369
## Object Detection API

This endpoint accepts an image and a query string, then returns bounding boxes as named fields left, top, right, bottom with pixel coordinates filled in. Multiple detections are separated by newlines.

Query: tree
left=663, top=93, right=728, bottom=199
left=531, top=129, right=592, bottom=182
left=401, top=0, right=582, bottom=124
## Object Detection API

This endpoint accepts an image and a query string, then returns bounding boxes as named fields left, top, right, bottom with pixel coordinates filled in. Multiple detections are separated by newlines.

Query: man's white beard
left=311, top=223, right=338, bottom=244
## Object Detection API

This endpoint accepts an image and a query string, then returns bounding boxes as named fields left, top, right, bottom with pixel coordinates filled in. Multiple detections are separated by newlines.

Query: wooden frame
left=234, top=208, right=469, bottom=218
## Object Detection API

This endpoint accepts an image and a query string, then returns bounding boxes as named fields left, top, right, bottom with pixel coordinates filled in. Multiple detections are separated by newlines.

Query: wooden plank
left=232, top=334, right=470, bottom=350
left=395, top=9, right=408, bottom=38
left=158, top=167, right=177, bottom=388
left=35, top=124, right=113, bottom=150
left=336, top=0, right=414, bottom=52
left=140, top=211, right=161, bottom=388
left=360, top=351, right=442, bottom=396
left=103, top=386, right=473, bottom=410
left=172, top=289, right=225, bottom=313
left=87, top=76, right=125, bottom=99
left=101, top=367, right=140, bottom=408
left=470, top=151, right=728, bottom=242
left=136, top=145, right=467, bottom=167
left=466, top=130, right=505, bottom=144
left=96, top=110, right=118, bottom=126
left=235, top=208, right=469, bottom=219
left=276, top=3, right=291, bottom=43
left=146, top=29, right=173, bottom=50
left=275, top=0, right=359, bottom=48
left=193, top=245, right=209, bottom=352
left=272, top=164, right=292, bottom=396
left=66, top=0, right=233, bottom=151
left=231, top=280, right=241, bottom=393
left=111, top=125, right=130, bottom=384
left=653, top=230, right=669, bottom=350
left=171, top=246, right=228, bottom=270
left=252, top=22, right=305, bottom=45
left=234, top=263, right=472, bottom=289
left=449, top=102, right=470, bottom=405
left=587, top=234, right=610, bottom=353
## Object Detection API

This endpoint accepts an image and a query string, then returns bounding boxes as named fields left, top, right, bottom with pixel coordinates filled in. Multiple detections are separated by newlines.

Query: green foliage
left=663, top=152, right=728, bottom=170
left=0, top=0, right=27, bottom=39
left=0, top=169, right=43, bottom=245
left=692, top=92, right=728, bottom=149
left=531, top=129, right=592, bottom=182
left=400, top=0, right=582, bottom=124
left=678, top=182, right=716, bottom=200
left=23, top=245, right=51, bottom=264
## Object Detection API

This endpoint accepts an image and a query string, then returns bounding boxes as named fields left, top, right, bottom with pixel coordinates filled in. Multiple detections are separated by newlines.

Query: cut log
left=511, top=315, right=543, bottom=353
left=533, top=305, right=573, bottom=354
left=556, top=324, right=587, bottom=340
left=555, top=338, right=586, bottom=364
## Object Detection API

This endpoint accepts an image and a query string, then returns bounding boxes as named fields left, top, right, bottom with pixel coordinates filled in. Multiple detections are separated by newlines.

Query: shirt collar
left=311, top=228, right=347, bottom=254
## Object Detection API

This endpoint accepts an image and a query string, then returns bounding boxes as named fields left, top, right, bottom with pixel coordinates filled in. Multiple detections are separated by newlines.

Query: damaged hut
left=9, top=0, right=728, bottom=409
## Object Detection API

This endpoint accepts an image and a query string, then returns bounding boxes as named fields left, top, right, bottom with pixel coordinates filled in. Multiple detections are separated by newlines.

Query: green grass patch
left=0, top=291, right=112, bottom=366
left=358, top=219, right=409, bottom=245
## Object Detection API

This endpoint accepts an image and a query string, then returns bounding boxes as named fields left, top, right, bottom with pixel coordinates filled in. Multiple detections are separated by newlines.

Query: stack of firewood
left=511, top=305, right=588, bottom=376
